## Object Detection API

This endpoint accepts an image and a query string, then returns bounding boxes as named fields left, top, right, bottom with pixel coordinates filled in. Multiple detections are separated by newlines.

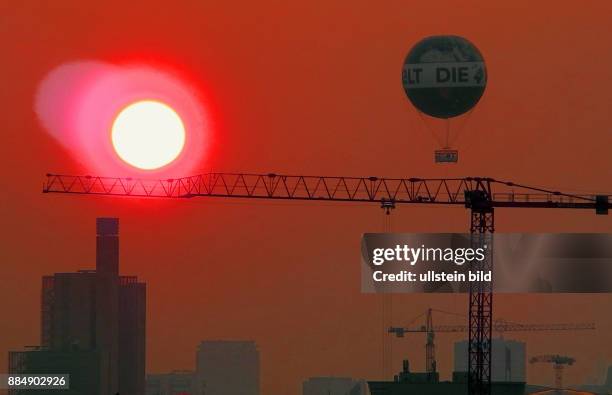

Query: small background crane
left=388, top=308, right=594, bottom=377
left=529, top=354, right=576, bottom=391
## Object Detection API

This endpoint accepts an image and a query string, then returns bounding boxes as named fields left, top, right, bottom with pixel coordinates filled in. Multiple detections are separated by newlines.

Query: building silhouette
left=302, top=376, right=366, bottom=395
left=195, top=340, right=260, bottom=395
left=146, top=370, right=201, bottom=395
left=9, top=218, right=146, bottom=395
left=368, top=359, right=527, bottom=395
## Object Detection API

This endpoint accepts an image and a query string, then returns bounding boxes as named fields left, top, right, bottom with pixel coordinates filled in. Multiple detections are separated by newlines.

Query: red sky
left=1, top=2, right=612, bottom=394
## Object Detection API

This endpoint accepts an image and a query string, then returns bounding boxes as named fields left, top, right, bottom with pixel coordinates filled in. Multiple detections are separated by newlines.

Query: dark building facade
left=10, top=218, right=146, bottom=395
left=368, top=359, right=526, bottom=395
left=302, top=377, right=366, bottom=395
left=118, top=275, right=147, bottom=395
left=8, top=348, right=100, bottom=395
left=196, top=340, right=260, bottom=395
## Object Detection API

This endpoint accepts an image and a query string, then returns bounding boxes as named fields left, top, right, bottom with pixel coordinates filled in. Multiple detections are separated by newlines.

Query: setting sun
left=111, top=100, right=185, bottom=170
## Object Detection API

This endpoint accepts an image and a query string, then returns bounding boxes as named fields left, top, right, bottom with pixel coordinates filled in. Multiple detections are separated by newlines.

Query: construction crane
left=529, top=354, right=576, bottom=391
left=388, top=308, right=594, bottom=375
left=42, top=173, right=611, bottom=395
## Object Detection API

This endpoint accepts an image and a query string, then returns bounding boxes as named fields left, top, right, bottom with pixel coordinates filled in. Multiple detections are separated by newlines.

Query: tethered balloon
left=402, top=36, right=487, bottom=163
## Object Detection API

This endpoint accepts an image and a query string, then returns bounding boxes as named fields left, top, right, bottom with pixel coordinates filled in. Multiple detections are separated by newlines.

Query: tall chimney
left=96, top=218, right=119, bottom=275
left=95, top=217, right=120, bottom=394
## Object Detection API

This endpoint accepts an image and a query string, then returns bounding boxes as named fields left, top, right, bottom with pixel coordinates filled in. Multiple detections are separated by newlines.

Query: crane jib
left=42, top=173, right=611, bottom=215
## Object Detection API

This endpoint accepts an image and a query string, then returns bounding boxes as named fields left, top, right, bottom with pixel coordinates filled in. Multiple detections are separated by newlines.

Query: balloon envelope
left=402, top=36, right=487, bottom=119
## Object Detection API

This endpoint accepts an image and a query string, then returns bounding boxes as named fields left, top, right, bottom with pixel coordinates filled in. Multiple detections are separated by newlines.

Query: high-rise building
left=10, top=218, right=146, bottom=395
left=454, top=338, right=526, bottom=383
left=195, top=340, right=260, bottom=395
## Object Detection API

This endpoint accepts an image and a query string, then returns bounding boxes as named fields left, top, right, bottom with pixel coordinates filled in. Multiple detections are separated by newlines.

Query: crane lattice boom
left=390, top=320, right=595, bottom=335
left=43, top=173, right=611, bottom=212
left=530, top=355, right=575, bottom=365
